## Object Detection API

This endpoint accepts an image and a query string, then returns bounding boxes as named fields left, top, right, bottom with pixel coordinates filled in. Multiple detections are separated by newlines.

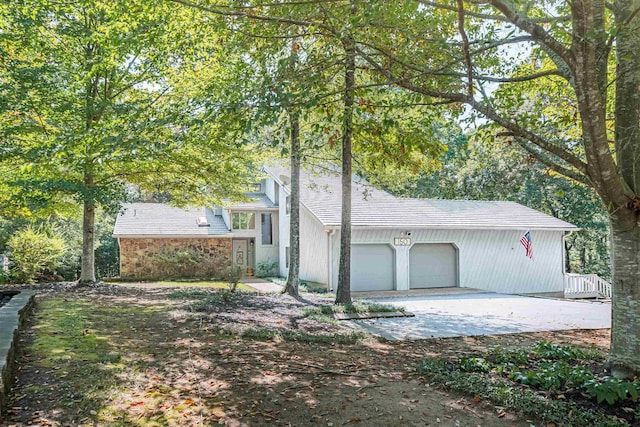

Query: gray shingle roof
left=263, top=163, right=577, bottom=231
left=113, top=203, right=230, bottom=237
left=230, top=193, right=278, bottom=210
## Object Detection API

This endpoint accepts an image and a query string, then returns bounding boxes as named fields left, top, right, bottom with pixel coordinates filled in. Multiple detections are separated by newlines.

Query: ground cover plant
left=301, top=301, right=406, bottom=324
left=265, top=276, right=329, bottom=294
left=418, top=341, right=638, bottom=426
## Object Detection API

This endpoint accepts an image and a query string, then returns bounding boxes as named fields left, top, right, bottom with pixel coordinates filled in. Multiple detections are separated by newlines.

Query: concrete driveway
left=355, top=293, right=611, bottom=340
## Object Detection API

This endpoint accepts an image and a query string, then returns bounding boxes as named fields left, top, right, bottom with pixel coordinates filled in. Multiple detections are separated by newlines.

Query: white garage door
left=410, top=243, right=457, bottom=289
left=351, top=244, right=394, bottom=291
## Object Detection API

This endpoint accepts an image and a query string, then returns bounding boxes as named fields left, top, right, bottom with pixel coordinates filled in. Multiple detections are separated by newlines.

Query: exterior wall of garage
left=277, top=181, right=329, bottom=285
left=328, top=228, right=565, bottom=294
left=299, top=207, right=329, bottom=284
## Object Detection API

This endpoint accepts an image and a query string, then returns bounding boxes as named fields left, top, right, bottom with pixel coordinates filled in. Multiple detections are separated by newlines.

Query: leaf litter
left=2, top=282, right=610, bottom=426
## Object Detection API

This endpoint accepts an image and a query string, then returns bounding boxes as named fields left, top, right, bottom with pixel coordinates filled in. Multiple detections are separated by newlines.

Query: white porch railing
left=564, top=273, right=612, bottom=299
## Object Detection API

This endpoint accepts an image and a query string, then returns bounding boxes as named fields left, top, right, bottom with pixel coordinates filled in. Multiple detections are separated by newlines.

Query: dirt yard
left=1, top=283, right=610, bottom=426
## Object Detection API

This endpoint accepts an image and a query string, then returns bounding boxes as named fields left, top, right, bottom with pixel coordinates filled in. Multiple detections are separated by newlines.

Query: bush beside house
left=6, top=225, right=66, bottom=284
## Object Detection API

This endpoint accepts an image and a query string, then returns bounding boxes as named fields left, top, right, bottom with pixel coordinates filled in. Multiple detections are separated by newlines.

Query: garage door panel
left=410, top=244, right=457, bottom=289
left=351, top=245, right=394, bottom=291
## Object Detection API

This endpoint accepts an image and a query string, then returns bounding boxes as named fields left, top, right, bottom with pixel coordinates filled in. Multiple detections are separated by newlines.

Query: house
left=113, top=163, right=578, bottom=294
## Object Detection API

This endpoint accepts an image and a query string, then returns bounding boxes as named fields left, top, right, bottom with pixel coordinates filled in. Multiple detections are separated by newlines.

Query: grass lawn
left=108, top=279, right=254, bottom=291
left=264, top=276, right=329, bottom=293
left=4, top=284, right=618, bottom=426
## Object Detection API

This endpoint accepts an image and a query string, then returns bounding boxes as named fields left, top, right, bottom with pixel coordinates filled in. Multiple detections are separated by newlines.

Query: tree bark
left=284, top=109, right=301, bottom=297
left=607, top=0, right=640, bottom=377
left=615, top=0, right=640, bottom=193
left=609, top=211, right=640, bottom=378
left=80, top=176, right=97, bottom=284
left=335, top=37, right=356, bottom=305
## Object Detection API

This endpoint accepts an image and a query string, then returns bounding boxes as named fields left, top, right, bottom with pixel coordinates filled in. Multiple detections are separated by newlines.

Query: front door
left=232, top=239, right=248, bottom=271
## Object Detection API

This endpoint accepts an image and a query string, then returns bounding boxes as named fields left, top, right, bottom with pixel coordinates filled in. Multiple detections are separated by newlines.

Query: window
left=261, top=213, right=273, bottom=245
left=232, top=212, right=255, bottom=230
left=285, top=246, right=290, bottom=268
left=285, top=195, right=291, bottom=215
left=252, top=182, right=262, bottom=192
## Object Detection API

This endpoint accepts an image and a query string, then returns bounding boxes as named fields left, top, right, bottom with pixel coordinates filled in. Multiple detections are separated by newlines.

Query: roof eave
left=227, top=207, right=279, bottom=212
left=113, top=233, right=234, bottom=238
left=321, top=224, right=579, bottom=231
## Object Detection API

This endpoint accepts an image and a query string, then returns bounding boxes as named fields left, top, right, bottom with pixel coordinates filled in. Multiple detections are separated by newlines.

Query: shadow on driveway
left=353, top=293, right=611, bottom=340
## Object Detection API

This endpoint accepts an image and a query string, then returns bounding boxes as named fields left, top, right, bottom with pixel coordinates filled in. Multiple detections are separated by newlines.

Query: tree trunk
left=335, top=37, right=356, bottom=305
left=284, top=109, right=301, bottom=297
left=608, top=0, right=640, bottom=378
left=80, top=196, right=96, bottom=284
left=609, top=210, right=640, bottom=378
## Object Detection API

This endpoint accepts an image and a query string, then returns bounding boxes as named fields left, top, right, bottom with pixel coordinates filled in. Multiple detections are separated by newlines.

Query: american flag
left=520, top=231, right=533, bottom=260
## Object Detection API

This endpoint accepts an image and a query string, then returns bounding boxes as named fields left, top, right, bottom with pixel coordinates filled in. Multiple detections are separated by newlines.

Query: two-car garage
left=350, top=243, right=458, bottom=291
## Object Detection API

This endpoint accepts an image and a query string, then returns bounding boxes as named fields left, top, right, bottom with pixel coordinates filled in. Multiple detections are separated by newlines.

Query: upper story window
left=232, top=212, right=255, bottom=230
left=261, top=213, right=273, bottom=245
left=252, top=182, right=262, bottom=192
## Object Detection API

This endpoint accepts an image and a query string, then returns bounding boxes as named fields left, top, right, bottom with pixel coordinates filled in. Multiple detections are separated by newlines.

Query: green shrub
left=532, top=340, right=603, bottom=361
left=509, top=361, right=584, bottom=391
left=254, top=261, right=278, bottom=278
left=489, top=347, right=530, bottom=365
left=417, top=356, right=625, bottom=426
left=458, top=357, right=491, bottom=373
left=153, top=248, right=202, bottom=278
left=583, top=377, right=640, bottom=405
left=7, top=225, right=67, bottom=284
left=220, top=266, right=243, bottom=294
left=0, top=268, right=10, bottom=284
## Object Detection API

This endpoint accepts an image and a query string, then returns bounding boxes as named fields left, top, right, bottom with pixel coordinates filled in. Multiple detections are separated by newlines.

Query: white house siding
left=277, top=184, right=328, bottom=285
left=299, top=207, right=329, bottom=284
left=328, top=228, right=564, bottom=294
left=278, top=184, right=290, bottom=277
left=264, top=178, right=276, bottom=204
left=221, top=209, right=231, bottom=230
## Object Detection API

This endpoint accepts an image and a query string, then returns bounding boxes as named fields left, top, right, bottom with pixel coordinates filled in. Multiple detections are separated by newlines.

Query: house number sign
left=394, top=237, right=411, bottom=246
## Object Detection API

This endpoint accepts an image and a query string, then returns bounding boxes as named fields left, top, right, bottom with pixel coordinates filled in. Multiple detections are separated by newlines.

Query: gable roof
left=230, top=192, right=278, bottom=211
left=263, top=163, right=578, bottom=231
left=113, top=203, right=230, bottom=237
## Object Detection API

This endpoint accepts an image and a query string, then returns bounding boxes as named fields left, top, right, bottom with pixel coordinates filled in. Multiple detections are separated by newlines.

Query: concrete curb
left=0, top=290, right=35, bottom=422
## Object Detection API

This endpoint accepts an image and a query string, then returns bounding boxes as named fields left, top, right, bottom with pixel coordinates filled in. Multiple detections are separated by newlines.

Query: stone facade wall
left=119, top=237, right=232, bottom=280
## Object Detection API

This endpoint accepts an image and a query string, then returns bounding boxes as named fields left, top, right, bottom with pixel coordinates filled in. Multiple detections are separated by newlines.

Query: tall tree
left=354, top=0, right=640, bottom=377
left=283, top=108, right=301, bottom=296
left=335, top=36, right=356, bottom=305
left=0, top=1, right=253, bottom=282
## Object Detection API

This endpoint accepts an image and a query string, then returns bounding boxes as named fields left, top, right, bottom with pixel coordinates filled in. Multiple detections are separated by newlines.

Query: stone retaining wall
left=0, top=290, right=35, bottom=421
left=119, top=237, right=232, bottom=280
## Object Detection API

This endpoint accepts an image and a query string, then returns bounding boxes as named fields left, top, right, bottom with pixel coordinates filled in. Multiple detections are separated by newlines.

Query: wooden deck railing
left=564, top=273, right=612, bottom=299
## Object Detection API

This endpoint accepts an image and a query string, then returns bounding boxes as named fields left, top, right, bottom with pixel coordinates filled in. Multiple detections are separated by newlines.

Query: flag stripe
left=520, top=231, right=533, bottom=260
